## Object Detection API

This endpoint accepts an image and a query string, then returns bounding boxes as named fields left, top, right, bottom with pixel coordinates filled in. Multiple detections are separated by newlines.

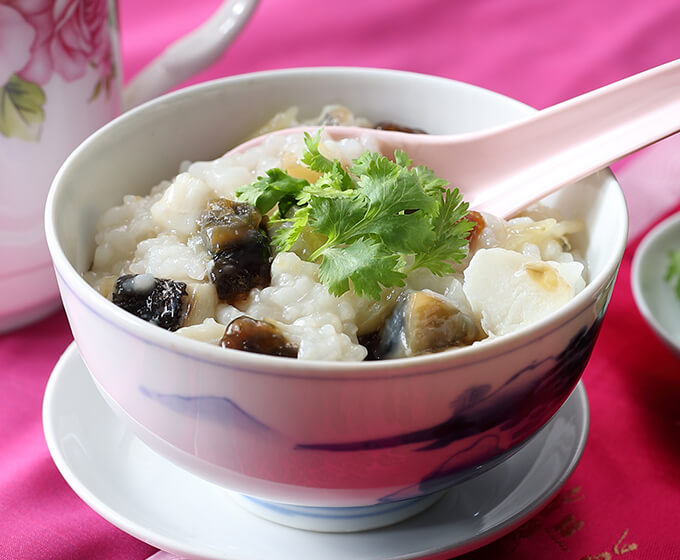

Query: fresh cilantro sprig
left=666, top=249, right=680, bottom=301
left=236, top=131, right=473, bottom=299
left=236, top=168, right=309, bottom=219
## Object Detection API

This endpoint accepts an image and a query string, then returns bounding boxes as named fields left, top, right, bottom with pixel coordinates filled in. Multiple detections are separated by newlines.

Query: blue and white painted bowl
left=45, top=68, right=628, bottom=532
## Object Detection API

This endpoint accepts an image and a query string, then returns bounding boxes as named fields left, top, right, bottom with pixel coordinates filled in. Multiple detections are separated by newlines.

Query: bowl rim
left=45, top=66, right=630, bottom=378
left=631, top=211, right=680, bottom=351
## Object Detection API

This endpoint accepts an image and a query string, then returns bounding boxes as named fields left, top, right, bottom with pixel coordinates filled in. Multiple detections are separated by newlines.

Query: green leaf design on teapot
left=0, top=74, right=46, bottom=142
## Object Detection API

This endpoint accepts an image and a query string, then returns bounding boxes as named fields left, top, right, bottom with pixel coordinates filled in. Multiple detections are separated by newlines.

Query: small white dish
left=632, top=212, right=680, bottom=359
left=43, top=343, right=589, bottom=560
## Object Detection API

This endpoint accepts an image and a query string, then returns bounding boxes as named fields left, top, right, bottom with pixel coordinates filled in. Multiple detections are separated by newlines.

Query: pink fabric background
left=1, top=0, right=680, bottom=558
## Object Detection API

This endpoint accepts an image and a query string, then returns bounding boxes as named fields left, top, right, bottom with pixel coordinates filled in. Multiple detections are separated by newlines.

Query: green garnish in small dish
left=237, top=132, right=473, bottom=300
left=665, top=248, right=680, bottom=301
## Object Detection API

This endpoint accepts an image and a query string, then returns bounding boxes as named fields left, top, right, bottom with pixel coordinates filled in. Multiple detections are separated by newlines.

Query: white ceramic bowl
left=45, top=67, right=628, bottom=532
left=632, top=212, right=680, bottom=359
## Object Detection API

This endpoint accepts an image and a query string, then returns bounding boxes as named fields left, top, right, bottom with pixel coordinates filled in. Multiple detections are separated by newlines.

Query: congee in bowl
left=45, top=68, right=627, bottom=531
left=84, top=106, right=587, bottom=362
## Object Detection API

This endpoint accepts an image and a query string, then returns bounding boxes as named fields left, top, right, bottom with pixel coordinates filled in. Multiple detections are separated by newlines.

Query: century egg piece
left=361, top=290, right=481, bottom=359
left=112, top=273, right=187, bottom=331
left=221, top=316, right=298, bottom=358
left=198, top=198, right=272, bottom=304
left=373, top=121, right=426, bottom=134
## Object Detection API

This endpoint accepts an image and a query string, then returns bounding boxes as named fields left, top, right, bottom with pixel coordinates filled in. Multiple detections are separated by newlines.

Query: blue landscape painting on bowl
left=298, top=318, right=602, bottom=501
left=140, top=316, right=602, bottom=504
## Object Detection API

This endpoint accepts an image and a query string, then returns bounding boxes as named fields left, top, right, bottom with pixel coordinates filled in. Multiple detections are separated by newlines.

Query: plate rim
left=43, top=342, right=589, bottom=560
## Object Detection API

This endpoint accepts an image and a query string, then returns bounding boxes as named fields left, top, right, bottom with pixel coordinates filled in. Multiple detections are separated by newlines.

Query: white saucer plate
left=43, top=343, right=589, bottom=560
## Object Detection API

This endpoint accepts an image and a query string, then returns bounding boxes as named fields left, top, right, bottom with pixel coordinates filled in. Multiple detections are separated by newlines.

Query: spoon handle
left=122, top=0, right=259, bottom=110
left=457, top=58, right=680, bottom=217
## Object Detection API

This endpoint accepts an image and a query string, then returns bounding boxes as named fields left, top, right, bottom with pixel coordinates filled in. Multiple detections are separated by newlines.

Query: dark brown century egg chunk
left=360, top=290, right=481, bottom=360
left=198, top=198, right=273, bottom=304
left=199, top=198, right=264, bottom=254
left=221, top=316, right=298, bottom=358
left=373, top=122, right=427, bottom=134
left=112, top=274, right=187, bottom=331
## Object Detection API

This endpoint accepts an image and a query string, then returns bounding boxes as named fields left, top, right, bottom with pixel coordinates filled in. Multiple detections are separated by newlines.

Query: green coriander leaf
left=351, top=149, right=407, bottom=177
left=665, top=248, right=680, bottom=301
left=297, top=182, right=355, bottom=206
left=318, top=238, right=406, bottom=299
left=353, top=151, right=436, bottom=215
left=297, top=163, right=355, bottom=206
left=330, top=160, right=356, bottom=191
left=236, top=169, right=309, bottom=215
left=347, top=149, right=373, bottom=176
left=361, top=211, right=433, bottom=254
left=413, top=164, right=449, bottom=197
left=301, top=131, right=335, bottom=173
left=431, top=187, right=471, bottom=240
left=271, top=206, right=310, bottom=251
left=410, top=187, right=473, bottom=275
left=394, top=150, right=412, bottom=168
left=347, top=151, right=436, bottom=252
left=308, top=195, right=367, bottom=252
left=277, top=194, right=298, bottom=218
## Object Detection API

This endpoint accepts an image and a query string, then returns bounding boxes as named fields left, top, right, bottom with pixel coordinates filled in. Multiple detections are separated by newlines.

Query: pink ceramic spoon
left=233, top=59, right=680, bottom=218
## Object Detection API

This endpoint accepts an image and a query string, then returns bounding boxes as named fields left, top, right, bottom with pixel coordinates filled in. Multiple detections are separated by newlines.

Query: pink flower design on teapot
left=0, top=0, right=115, bottom=141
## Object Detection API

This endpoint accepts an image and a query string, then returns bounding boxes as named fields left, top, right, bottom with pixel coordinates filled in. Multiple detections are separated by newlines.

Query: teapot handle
left=122, top=0, right=259, bottom=110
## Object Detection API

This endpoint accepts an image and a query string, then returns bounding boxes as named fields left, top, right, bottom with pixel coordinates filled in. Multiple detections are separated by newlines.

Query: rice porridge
left=84, top=106, right=586, bottom=361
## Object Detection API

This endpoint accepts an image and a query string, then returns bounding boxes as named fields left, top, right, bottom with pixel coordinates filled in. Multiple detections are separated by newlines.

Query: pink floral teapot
left=0, top=0, right=258, bottom=332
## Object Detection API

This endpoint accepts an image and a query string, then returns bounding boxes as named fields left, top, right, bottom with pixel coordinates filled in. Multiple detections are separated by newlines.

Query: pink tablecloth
left=2, top=1, right=680, bottom=558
